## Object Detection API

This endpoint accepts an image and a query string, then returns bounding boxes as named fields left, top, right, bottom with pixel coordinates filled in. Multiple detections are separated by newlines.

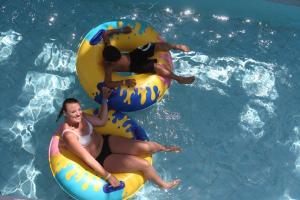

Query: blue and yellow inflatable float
left=76, top=20, right=173, bottom=112
left=48, top=109, right=152, bottom=200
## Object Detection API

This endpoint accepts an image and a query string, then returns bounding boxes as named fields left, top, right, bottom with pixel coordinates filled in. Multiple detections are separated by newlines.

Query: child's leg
left=154, top=63, right=195, bottom=84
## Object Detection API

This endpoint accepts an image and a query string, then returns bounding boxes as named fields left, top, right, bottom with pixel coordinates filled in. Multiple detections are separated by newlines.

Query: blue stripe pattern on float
left=111, top=110, right=149, bottom=140
left=85, top=20, right=149, bottom=42
left=85, top=21, right=119, bottom=42
left=95, top=82, right=159, bottom=112
left=55, top=163, right=123, bottom=200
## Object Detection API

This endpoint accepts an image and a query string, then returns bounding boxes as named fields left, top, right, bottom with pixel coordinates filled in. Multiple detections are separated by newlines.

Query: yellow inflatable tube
left=76, top=20, right=173, bottom=112
left=49, top=109, right=152, bottom=200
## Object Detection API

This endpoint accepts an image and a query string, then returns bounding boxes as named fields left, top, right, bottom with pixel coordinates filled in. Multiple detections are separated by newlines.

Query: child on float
left=101, top=26, right=195, bottom=88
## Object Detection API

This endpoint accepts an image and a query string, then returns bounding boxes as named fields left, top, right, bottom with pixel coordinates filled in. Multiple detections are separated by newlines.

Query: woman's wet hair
left=103, top=45, right=121, bottom=62
left=56, top=98, right=80, bottom=122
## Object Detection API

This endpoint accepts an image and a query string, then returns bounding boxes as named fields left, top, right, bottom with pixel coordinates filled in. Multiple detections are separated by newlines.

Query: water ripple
left=0, top=159, right=40, bottom=199
left=0, top=30, right=22, bottom=63
left=34, top=43, right=76, bottom=73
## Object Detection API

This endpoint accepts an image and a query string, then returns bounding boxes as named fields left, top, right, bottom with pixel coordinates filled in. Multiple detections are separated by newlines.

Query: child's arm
left=103, top=26, right=132, bottom=46
left=104, top=64, right=136, bottom=88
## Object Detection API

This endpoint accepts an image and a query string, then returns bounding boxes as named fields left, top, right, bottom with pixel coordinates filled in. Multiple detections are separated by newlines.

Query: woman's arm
left=104, top=65, right=124, bottom=88
left=63, top=132, right=120, bottom=187
left=63, top=132, right=108, bottom=177
left=104, top=66, right=136, bottom=88
left=83, top=107, right=108, bottom=127
left=83, top=87, right=112, bottom=126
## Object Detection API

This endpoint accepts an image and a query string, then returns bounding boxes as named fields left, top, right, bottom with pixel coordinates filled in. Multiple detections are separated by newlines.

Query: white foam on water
left=171, top=8, right=200, bottom=24
left=276, top=65, right=292, bottom=88
left=0, top=30, right=22, bottom=63
left=0, top=159, right=40, bottom=199
left=205, top=65, right=235, bottom=85
left=180, top=9, right=194, bottom=17
left=279, top=189, right=297, bottom=200
left=134, top=184, right=161, bottom=200
left=212, top=15, right=229, bottom=21
left=250, top=99, right=276, bottom=117
left=258, top=39, right=273, bottom=49
left=240, top=60, right=278, bottom=100
left=8, top=120, right=35, bottom=154
left=228, top=29, right=247, bottom=38
left=294, top=156, right=300, bottom=177
left=291, top=126, right=300, bottom=177
left=172, top=51, right=282, bottom=99
left=34, top=43, right=76, bottom=73
left=239, top=104, right=265, bottom=138
left=189, top=52, right=210, bottom=64
left=0, top=41, right=76, bottom=199
left=19, top=72, right=74, bottom=121
left=170, top=52, right=288, bottom=139
left=291, top=141, right=300, bottom=154
left=171, top=52, right=237, bottom=95
left=48, top=13, right=58, bottom=26
left=0, top=71, right=75, bottom=153
left=133, top=166, right=175, bottom=200
left=156, top=107, right=181, bottom=121
left=120, top=13, right=138, bottom=20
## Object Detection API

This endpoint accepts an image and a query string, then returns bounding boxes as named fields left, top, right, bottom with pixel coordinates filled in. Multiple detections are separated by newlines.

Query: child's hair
left=56, top=98, right=80, bottom=122
left=103, top=45, right=121, bottom=62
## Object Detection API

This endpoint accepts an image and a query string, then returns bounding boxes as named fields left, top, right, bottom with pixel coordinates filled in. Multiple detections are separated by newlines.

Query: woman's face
left=64, top=103, right=82, bottom=123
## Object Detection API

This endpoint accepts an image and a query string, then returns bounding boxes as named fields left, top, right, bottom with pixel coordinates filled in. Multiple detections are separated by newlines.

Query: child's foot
left=162, top=179, right=181, bottom=189
left=177, top=76, right=195, bottom=84
left=165, top=146, right=182, bottom=153
left=176, top=44, right=190, bottom=52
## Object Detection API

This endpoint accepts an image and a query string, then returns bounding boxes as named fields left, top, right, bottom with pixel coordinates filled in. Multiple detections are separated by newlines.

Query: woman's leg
left=109, top=136, right=181, bottom=156
left=103, top=154, right=180, bottom=189
left=154, top=63, right=195, bottom=84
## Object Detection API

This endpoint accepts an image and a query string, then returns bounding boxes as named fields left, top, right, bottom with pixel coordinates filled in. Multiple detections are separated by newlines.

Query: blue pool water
left=1, top=0, right=300, bottom=199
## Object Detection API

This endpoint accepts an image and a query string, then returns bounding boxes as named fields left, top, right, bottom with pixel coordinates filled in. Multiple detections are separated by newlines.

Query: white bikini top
left=62, top=119, right=93, bottom=147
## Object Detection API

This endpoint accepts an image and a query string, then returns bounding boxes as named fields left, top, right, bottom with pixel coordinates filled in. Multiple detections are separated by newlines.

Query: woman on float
left=56, top=87, right=181, bottom=189
left=102, top=26, right=195, bottom=88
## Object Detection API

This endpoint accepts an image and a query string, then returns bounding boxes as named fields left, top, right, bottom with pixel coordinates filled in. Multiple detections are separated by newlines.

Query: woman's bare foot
left=177, top=76, right=195, bottom=84
left=162, top=179, right=181, bottom=189
left=176, top=44, right=190, bottom=52
left=165, top=146, right=182, bottom=153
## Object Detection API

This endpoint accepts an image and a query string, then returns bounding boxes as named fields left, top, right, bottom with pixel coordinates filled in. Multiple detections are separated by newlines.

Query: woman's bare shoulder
left=58, top=123, right=75, bottom=137
left=60, top=122, right=70, bottom=131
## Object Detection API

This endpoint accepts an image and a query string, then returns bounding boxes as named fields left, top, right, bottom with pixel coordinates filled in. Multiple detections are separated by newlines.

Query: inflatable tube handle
left=90, top=29, right=105, bottom=45
left=134, top=126, right=149, bottom=141
left=103, top=181, right=125, bottom=193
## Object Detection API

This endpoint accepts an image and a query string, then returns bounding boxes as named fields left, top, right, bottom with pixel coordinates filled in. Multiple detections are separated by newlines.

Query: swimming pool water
left=1, top=0, right=300, bottom=199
